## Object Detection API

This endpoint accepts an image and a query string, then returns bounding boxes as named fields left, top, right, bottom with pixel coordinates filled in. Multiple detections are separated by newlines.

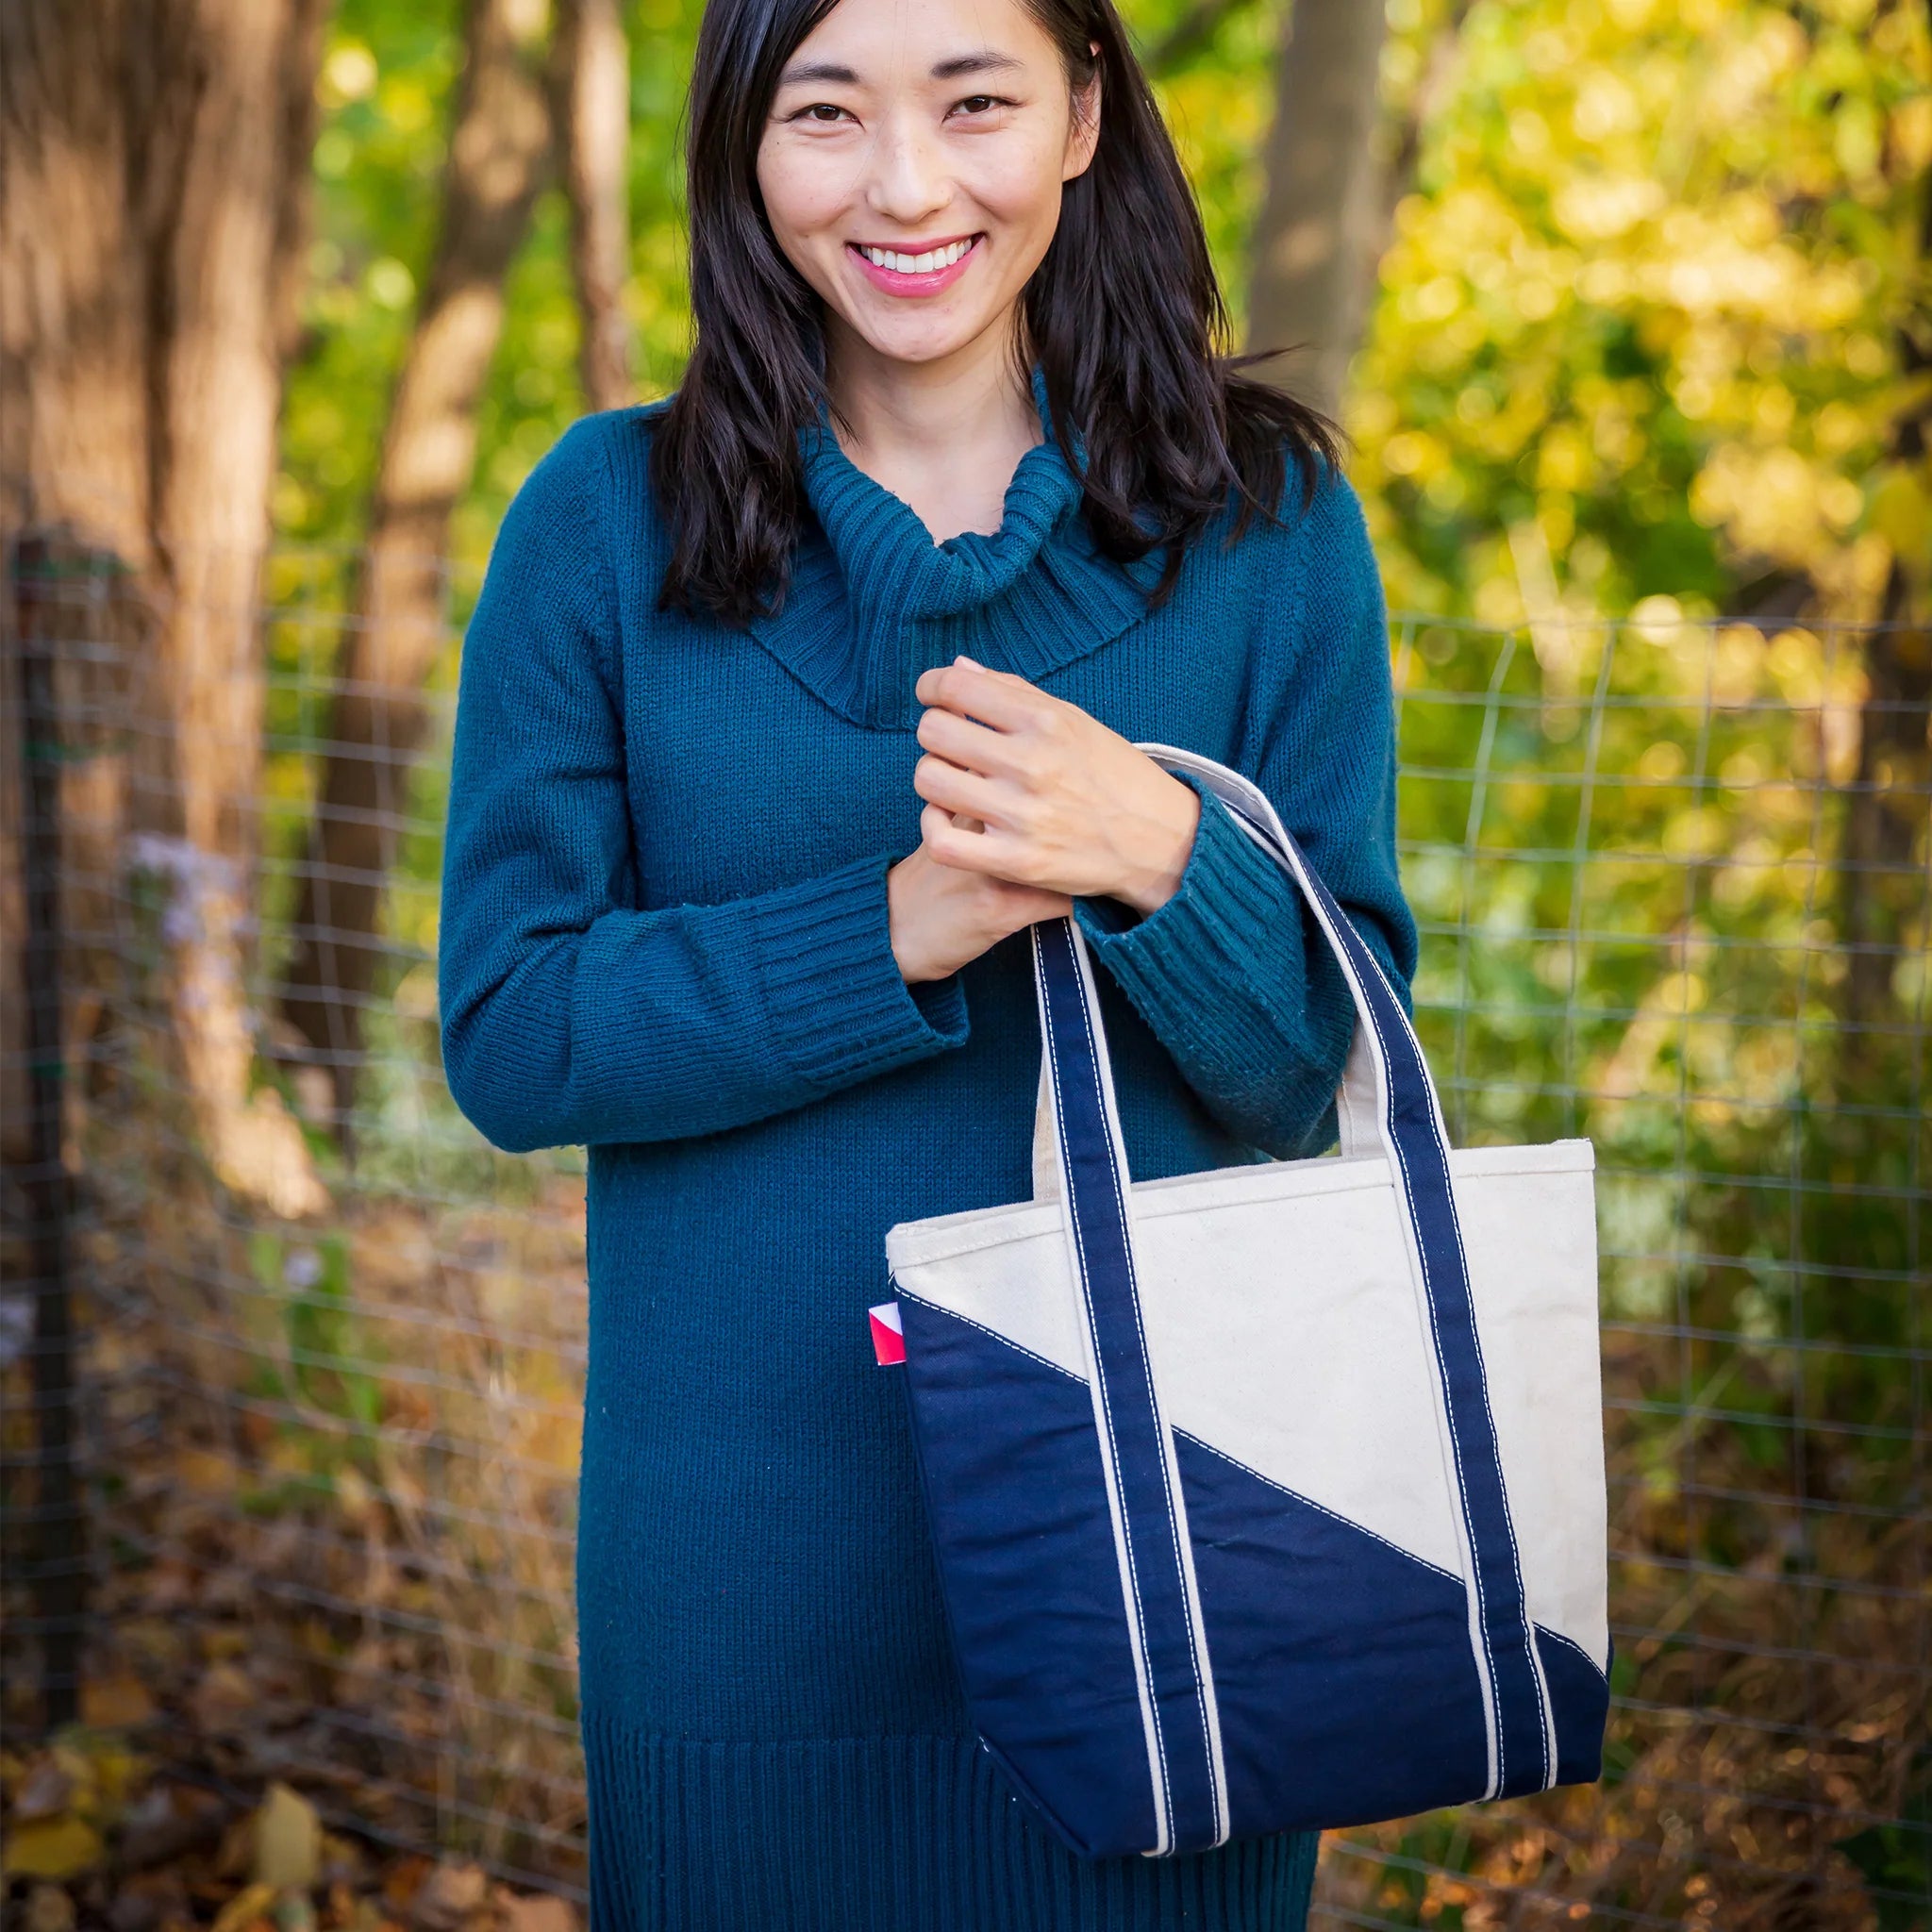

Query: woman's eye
left=796, top=102, right=847, bottom=123
left=950, top=94, right=1008, bottom=117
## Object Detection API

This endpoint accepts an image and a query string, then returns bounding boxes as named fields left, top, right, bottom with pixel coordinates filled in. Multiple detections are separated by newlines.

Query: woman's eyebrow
left=930, top=50, right=1024, bottom=79
left=775, top=50, right=1023, bottom=88
left=776, top=58, right=859, bottom=86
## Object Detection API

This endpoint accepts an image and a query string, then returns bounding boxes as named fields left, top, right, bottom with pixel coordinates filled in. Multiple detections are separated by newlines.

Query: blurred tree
left=553, top=0, right=638, bottom=412
left=0, top=0, right=332, bottom=1216
left=1840, top=14, right=1929, bottom=1046
left=1245, top=0, right=1390, bottom=415
left=278, top=0, right=553, bottom=1131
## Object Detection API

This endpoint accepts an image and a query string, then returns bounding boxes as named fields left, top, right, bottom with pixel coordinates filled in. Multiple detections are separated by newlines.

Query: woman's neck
left=824, top=321, right=1042, bottom=545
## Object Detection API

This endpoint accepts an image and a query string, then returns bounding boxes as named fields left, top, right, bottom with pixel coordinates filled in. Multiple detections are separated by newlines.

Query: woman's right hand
left=889, top=821, right=1073, bottom=985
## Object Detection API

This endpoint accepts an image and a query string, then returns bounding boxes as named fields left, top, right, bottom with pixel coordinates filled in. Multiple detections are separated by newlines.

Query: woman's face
left=756, top=0, right=1100, bottom=375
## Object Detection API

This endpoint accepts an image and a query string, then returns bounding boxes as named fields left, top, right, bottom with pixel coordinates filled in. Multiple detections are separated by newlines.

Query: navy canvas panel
left=1171, top=1431, right=1490, bottom=1834
left=1535, top=1629, right=1612, bottom=1788
left=895, top=1296, right=1161, bottom=1857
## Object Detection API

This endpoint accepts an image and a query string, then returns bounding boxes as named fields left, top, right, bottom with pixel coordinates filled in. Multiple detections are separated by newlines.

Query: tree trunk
left=0, top=4, right=153, bottom=553
left=1374, top=0, right=1474, bottom=278
left=0, top=1, right=153, bottom=1172
left=1838, top=123, right=1932, bottom=1045
left=554, top=0, right=635, bottom=413
left=1244, top=0, right=1390, bottom=418
left=278, top=0, right=552, bottom=1126
left=1, top=0, right=329, bottom=1218
left=135, top=0, right=333, bottom=1216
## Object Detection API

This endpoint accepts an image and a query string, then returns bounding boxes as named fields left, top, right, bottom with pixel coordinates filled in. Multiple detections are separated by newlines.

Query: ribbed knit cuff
left=746, top=848, right=970, bottom=1095
left=1071, top=771, right=1304, bottom=1035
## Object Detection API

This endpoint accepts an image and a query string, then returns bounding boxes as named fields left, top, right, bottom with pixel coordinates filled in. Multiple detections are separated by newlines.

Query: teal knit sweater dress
left=437, top=385, right=1418, bottom=1931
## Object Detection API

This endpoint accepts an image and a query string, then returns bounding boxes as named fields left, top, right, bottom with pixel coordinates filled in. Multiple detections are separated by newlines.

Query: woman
left=438, top=0, right=1418, bottom=1920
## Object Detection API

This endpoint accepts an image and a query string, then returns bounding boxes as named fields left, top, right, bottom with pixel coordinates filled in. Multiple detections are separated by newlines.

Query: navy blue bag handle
left=1024, top=743, right=1558, bottom=1857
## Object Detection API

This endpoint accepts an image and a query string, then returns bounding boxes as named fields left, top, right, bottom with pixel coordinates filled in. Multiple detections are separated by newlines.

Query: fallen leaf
left=3, top=1816, right=105, bottom=1880
left=215, top=1810, right=258, bottom=1880
left=107, top=1874, right=186, bottom=1932
left=82, top=1674, right=158, bottom=1729
left=47, top=1743, right=99, bottom=1805
left=318, top=1832, right=368, bottom=1888
left=108, top=1890, right=161, bottom=1932
left=190, top=1662, right=258, bottom=1732
left=408, top=1863, right=488, bottom=1931
left=174, top=1448, right=239, bottom=1497
left=10, top=1757, right=75, bottom=1822
left=117, top=1785, right=226, bottom=1871
left=380, top=1857, right=431, bottom=1914
left=252, top=1782, right=322, bottom=1891
left=25, top=1882, right=78, bottom=1932
left=137, top=1561, right=195, bottom=1612
left=66, top=1739, right=145, bottom=1808
left=276, top=1895, right=318, bottom=1932
left=209, top=1882, right=278, bottom=1932
left=497, top=1894, right=575, bottom=1932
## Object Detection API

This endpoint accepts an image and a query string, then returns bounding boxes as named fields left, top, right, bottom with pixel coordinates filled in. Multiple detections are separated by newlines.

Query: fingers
left=920, top=800, right=1026, bottom=875
left=912, top=658, right=1048, bottom=732
left=919, top=800, right=987, bottom=869
left=913, top=750, right=1008, bottom=824
left=915, top=702, right=1034, bottom=778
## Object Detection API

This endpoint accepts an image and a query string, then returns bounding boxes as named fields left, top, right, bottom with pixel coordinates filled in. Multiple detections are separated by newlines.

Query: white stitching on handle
left=1035, top=923, right=1174, bottom=1855
left=1062, top=918, right=1226, bottom=1846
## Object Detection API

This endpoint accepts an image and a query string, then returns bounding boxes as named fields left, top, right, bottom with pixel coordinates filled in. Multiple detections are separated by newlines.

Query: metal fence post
left=12, top=530, right=83, bottom=1731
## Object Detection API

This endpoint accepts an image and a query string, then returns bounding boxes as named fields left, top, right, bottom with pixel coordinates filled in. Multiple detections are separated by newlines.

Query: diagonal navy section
left=1173, top=1428, right=1490, bottom=1833
left=893, top=1290, right=1164, bottom=1858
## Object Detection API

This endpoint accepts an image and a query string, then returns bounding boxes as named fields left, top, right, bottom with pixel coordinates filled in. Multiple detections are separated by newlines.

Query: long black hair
left=650, top=0, right=1340, bottom=625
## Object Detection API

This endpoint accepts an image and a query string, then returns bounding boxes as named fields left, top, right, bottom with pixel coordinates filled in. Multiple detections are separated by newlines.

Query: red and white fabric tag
left=869, top=1301, right=906, bottom=1366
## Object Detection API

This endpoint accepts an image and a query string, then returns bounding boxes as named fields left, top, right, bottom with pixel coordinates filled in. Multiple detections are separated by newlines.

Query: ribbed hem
left=582, top=1714, right=1318, bottom=1932
left=747, top=848, right=970, bottom=1094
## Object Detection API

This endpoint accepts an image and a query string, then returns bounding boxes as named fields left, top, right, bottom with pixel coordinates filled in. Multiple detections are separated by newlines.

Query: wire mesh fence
left=2, top=528, right=1927, bottom=1928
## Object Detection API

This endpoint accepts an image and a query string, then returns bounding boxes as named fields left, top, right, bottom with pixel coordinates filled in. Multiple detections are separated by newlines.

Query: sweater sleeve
left=437, top=417, right=970, bottom=1156
left=1069, top=468, right=1418, bottom=1160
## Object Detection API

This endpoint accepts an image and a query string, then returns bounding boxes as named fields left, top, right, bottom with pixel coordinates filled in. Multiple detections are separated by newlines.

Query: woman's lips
left=847, top=235, right=981, bottom=298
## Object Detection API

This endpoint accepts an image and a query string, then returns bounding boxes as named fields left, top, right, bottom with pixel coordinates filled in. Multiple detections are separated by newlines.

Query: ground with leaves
left=3, top=1731, right=580, bottom=1932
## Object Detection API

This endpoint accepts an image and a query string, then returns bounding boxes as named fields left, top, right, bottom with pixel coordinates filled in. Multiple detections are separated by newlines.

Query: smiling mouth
left=846, top=234, right=982, bottom=282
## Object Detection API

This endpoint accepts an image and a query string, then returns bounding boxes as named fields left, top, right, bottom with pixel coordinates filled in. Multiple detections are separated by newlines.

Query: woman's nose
left=862, top=110, right=953, bottom=226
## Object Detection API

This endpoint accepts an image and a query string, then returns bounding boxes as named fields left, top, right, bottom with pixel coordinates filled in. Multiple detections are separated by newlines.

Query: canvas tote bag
left=877, top=742, right=1609, bottom=1861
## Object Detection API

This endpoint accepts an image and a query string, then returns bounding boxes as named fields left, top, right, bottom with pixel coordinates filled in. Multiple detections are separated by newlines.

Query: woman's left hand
left=910, top=655, right=1201, bottom=917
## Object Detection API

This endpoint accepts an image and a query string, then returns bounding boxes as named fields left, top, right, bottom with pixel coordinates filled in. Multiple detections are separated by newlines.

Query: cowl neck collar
left=745, top=367, right=1159, bottom=731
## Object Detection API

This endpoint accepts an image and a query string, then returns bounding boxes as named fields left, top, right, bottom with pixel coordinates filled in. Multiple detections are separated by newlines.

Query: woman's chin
left=835, top=307, right=1008, bottom=373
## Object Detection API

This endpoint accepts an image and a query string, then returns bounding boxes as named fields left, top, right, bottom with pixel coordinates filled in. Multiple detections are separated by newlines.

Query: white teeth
left=862, top=239, right=973, bottom=273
